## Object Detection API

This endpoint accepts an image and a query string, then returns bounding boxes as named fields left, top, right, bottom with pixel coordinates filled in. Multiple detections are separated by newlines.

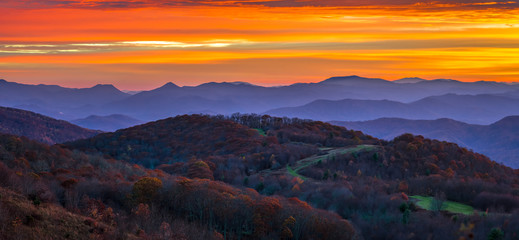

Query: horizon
left=2, top=75, right=519, bottom=91
left=1, top=0, right=519, bottom=90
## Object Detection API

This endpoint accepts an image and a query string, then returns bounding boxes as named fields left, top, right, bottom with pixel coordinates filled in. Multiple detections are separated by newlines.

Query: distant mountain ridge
left=2, top=76, right=519, bottom=124
left=71, top=114, right=144, bottom=132
left=393, top=77, right=427, bottom=83
left=331, top=116, right=519, bottom=168
left=0, top=106, right=99, bottom=144
left=265, top=93, right=519, bottom=124
left=0, top=79, right=129, bottom=120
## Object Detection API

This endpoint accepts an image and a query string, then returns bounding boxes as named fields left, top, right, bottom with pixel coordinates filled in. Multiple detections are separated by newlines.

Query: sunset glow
left=1, top=0, right=519, bottom=89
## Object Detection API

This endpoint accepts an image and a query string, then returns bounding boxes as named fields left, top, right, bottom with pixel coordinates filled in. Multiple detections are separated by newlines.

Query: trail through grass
left=287, top=165, right=307, bottom=180
left=411, top=195, right=475, bottom=215
left=286, top=144, right=377, bottom=181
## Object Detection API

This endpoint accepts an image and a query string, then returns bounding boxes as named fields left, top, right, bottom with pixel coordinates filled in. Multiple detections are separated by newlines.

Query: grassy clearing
left=318, top=147, right=334, bottom=151
left=411, top=195, right=475, bottom=215
left=287, top=165, right=307, bottom=180
left=254, top=128, right=266, bottom=136
left=286, top=144, right=377, bottom=181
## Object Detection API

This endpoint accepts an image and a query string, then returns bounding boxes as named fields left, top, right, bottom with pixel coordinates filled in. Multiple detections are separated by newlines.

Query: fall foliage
left=1, top=114, right=519, bottom=239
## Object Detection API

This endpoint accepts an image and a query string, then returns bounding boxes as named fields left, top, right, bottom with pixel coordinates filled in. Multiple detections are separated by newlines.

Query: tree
left=187, top=160, right=214, bottom=180
left=488, top=228, right=504, bottom=240
left=133, top=177, right=163, bottom=203
left=431, top=192, right=446, bottom=212
left=281, top=216, right=296, bottom=240
left=253, top=197, right=281, bottom=238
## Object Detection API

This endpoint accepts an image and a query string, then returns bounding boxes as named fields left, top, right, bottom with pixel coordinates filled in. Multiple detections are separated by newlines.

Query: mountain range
left=266, top=93, right=519, bottom=124
left=2, top=76, right=519, bottom=124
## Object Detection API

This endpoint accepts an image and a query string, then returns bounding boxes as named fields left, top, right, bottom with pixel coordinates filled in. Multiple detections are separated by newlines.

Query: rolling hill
left=0, top=131, right=356, bottom=240
left=2, top=113, right=519, bottom=239
left=63, top=114, right=519, bottom=239
left=332, top=116, right=519, bottom=168
left=0, top=106, right=99, bottom=144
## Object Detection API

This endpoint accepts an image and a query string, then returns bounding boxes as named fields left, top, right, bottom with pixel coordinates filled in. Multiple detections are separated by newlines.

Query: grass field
left=286, top=144, right=377, bottom=181
left=411, top=195, right=475, bottom=215
left=254, top=128, right=266, bottom=136
left=287, top=165, right=307, bottom=180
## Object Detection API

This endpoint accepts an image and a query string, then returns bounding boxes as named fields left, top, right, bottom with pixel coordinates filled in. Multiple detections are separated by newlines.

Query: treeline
left=0, top=106, right=99, bottom=144
left=223, top=113, right=377, bottom=146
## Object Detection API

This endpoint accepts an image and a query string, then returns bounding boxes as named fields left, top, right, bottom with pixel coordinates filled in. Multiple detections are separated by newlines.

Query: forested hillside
left=67, top=114, right=375, bottom=183
left=0, top=106, right=99, bottom=144
left=0, top=132, right=356, bottom=239
left=333, top=116, right=519, bottom=168
left=65, top=114, right=519, bottom=239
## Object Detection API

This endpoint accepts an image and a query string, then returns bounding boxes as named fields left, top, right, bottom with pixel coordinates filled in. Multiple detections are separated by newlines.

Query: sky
left=1, top=0, right=519, bottom=90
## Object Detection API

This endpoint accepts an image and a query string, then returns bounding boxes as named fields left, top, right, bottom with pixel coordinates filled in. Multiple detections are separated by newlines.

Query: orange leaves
left=61, top=178, right=79, bottom=189
left=257, top=197, right=281, bottom=216
left=133, top=203, right=150, bottom=219
left=81, top=196, right=115, bottom=225
left=253, top=196, right=282, bottom=237
left=425, top=162, right=440, bottom=174
left=132, top=177, right=163, bottom=203
left=187, top=160, right=214, bottom=180
left=401, top=192, right=409, bottom=201
left=441, top=167, right=455, bottom=178
left=288, top=197, right=312, bottom=209
left=398, top=181, right=409, bottom=193
left=281, top=216, right=296, bottom=239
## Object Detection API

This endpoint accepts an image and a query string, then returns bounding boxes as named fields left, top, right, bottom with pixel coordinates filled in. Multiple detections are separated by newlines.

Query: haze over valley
left=3, top=76, right=519, bottom=125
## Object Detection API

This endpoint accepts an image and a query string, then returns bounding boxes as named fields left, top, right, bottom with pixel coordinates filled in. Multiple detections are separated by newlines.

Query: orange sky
left=1, top=0, right=519, bottom=90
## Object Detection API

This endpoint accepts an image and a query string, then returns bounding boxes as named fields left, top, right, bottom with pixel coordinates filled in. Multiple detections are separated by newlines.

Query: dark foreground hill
left=332, top=116, right=519, bottom=168
left=64, top=114, right=519, bottom=239
left=0, top=131, right=356, bottom=240
left=0, top=106, right=99, bottom=144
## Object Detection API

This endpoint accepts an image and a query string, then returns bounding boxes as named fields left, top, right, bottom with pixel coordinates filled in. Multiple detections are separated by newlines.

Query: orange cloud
left=0, top=0, right=518, bottom=89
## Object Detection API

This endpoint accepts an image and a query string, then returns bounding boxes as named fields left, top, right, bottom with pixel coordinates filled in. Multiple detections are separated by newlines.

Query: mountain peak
left=327, top=75, right=362, bottom=80
left=89, top=84, right=123, bottom=93
left=161, top=82, right=179, bottom=88
left=320, top=75, right=389, bottom=84
left=153, top=82, right=180, bottom=91
left=0, top=79, right=6, bottom=83
left=431, top=78, right=460, bottom=83
left=393, top=77, right=426, bottom=84
left=92, top=83, right=116, bottom=89
left=492, top=115, right=519, bottom=127
left=226, top=81, right=256, bottom=86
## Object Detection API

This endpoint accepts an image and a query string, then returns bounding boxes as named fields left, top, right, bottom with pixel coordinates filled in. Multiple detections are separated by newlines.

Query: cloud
left=1, top=0, right=518, bottom=10
left=2, top=38, right=519, bottom=56
left=0, top=40, right=252, bottom=55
